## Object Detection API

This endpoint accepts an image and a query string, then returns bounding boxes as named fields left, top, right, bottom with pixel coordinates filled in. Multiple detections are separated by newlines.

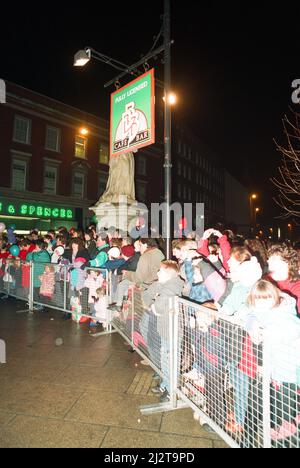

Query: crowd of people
left=1, top=222, right=300, bottom=445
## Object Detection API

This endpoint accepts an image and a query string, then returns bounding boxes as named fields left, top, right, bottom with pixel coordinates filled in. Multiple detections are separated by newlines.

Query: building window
left=188, top=166, right=192, bottom=181
left=73, top=172, right=85, bottom=198
left=137, top=155, right=147, bottom=176
left=75, top=136, right=87, bottom=159
left=136, top=181, right=147, bottom=202
left=44, top=165, right=57, bottom=194
left=178, top=139, right=182, bottom=154
left=99, top=143, right=109, bottom=165
left=98, top=172, right=108, bottom=196
left=45, top=126, right=60, bottom=152
left=13, top=115, right=31, bottom=145
left=183, top=165, right=187, bottom=179
left=177, top=161, right=182, bottom=176
left=12, top=159, right=27, bottom=191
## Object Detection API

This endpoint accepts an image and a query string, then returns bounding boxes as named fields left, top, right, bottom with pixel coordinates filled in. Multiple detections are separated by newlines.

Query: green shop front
left=0, top=198, right=79, bottom=233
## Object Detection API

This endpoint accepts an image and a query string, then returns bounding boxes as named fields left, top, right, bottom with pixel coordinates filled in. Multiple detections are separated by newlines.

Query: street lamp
left=288, top=223, right=292, bottom=240
left=74, top=49, right=91, bottom=67
left=163, top=93, right=177, bottom=105
left=249, top=193, right=258, bottom=233
left=79, top=127, right=89, bottom=136
left=254, top=207, right=260, bottom=227
left=73, top=0, right=172, bottom=258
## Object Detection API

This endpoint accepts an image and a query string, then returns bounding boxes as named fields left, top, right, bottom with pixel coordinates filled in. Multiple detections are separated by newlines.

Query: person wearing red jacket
left=197, top=229, right=231, bottom=273
left=19, top=239, right=35, bottom=261
left=267, top=243, right=300, bottom=316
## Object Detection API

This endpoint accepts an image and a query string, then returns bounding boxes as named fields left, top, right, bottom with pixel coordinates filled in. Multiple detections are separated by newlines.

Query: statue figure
left=96, top=152, right=136, bottom=205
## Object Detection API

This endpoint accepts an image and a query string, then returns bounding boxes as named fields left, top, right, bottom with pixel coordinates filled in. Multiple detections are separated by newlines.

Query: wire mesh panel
left=264, top=330, right=300, bottom=448
left=4, top=259, right=31, bottom=302
left=0, top=258, right=12, bottom=297
left=32, top=262, right=66, bottom=311
left=63, top=266, right=110, bottom=327
left=133, top=286, right=170, bottom=383
left=31, top=263, right=111, bottom=326
left=110, top=283, right=135, bottom=342
left=175, top=298, right=265, bottom=448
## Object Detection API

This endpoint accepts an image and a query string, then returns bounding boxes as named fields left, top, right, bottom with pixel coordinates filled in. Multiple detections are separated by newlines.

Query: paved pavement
left=0, top=298, right=228, bottom=448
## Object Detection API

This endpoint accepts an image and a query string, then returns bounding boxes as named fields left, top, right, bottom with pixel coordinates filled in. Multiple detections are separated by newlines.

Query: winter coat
left=117, top=252, right=141, bottom=275
left=84, top=274, right=105, bottom=303
left=185, top=259, right=229, bottom=304
left=220, top=283, right=251, bottom=316
left=142, top=276, right=184, bottom=341
left=86, top=240, right=98, bottom=260
left=94, top=296, right=108, bottom=322
left=39, top=271, right=55, bottom=298
left=238, top=296, right=300, bottom=383
left=198, top=235, right=231, bottom=273
left=89, top=244, right=110, bottom=269
left=102, top=258, right=126, bottom=272
left=184, top=260, right=213, bottom=304
left=63, top=248, right=90, bottom=264
left=125, top=248, right=165, bottom=287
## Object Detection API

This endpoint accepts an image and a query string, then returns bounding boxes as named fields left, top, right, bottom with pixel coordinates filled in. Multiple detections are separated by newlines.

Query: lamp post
left=254, top=207, right=260, bottom=228
left=74, top=0, right=173, bottom=258
left=249, top=193, right=257, bottom=234
left=164, top=0, right=172, bottom=259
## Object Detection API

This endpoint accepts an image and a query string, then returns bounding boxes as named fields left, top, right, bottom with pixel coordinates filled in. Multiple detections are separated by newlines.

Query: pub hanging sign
left=110, top=69, right=155, bottom=158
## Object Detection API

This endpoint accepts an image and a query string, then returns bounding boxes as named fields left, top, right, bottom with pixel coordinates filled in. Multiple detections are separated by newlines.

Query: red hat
left=121, top=245, right=135, bottom=258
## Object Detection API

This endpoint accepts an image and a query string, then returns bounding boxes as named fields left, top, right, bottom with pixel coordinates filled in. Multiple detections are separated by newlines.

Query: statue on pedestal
left=96, top=152, right=136, bottom=205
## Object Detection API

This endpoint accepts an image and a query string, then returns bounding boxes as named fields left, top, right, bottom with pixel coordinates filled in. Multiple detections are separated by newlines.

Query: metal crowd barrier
left=0, top=260, right=112, bottom=329
left=110, top=286, right=300, bottom=449
left=1, top=259, right=300, bottom=448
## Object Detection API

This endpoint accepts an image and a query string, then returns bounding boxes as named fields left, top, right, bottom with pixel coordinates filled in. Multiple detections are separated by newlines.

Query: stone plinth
left=90, top=196, right=148, bottom=233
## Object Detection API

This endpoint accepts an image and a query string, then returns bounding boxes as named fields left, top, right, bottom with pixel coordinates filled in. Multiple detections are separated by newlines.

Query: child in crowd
left=90, top=287, right=109, bottom=329
left=143, top=261, right=184, bottom=402
left=238, top=280, right=300, bottom=444
left=39, top=264, right=55, bottom=300
left=218, top=248, right=262, bottom=316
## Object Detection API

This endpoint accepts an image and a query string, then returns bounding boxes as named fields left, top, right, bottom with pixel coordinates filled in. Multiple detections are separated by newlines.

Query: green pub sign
left=110, top=69, right=155, bottom=158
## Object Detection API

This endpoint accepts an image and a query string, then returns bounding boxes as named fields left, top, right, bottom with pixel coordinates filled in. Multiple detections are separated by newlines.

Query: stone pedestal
left=90, top=196, right=148, bottom=233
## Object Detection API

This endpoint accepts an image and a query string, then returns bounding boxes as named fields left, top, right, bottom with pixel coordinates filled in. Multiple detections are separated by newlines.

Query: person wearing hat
left=117, top=242, right=141, bottom=275
left=102, top=247, right=126, bottom=272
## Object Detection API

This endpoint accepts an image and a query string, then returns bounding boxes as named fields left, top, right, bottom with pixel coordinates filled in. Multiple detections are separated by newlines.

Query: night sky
left=1, top=2, right=300, bottom=223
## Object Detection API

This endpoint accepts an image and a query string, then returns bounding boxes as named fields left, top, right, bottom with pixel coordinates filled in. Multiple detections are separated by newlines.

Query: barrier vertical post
left=262, top=332, right=272, bottom=448
left=107, top=271, right=112, bottom=333
left=29, top=261, right=34, bottom=313
left=63, top=266, right=67, bottom=313
left=169, top=297, right=178, bottom=409
left=131, top=287, right=135, bottom=349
